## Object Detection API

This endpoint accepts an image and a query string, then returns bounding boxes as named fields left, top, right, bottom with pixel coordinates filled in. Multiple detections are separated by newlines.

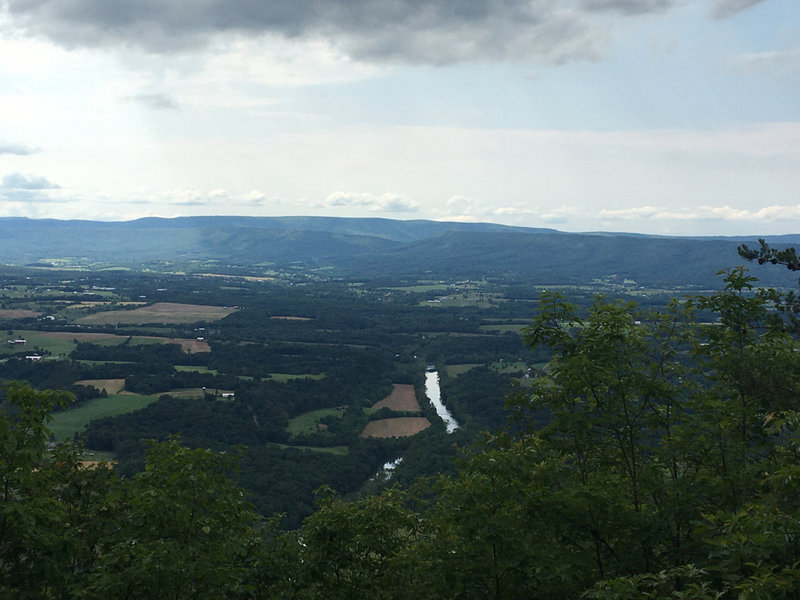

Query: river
left=425, top=370, right=459, bottom=433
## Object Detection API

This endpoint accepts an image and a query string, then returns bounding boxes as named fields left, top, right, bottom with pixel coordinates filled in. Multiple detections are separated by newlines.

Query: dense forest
left=3, top=238, right=800, bottom=597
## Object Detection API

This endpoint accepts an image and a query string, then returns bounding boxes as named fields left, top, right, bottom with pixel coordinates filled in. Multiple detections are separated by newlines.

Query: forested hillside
left=2, top=216, right=800, bottom=288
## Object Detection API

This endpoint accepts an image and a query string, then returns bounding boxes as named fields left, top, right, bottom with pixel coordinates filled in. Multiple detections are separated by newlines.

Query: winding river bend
left=425, top=370, right=459, bottom=433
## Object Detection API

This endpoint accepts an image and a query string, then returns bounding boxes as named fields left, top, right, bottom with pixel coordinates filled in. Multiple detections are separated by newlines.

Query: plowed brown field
left=0, top=309, right=41, bottom=318
left=361, top=417, right=431, bottom=438
left=76, top=302, right=236, bottom=325
left=372, top=384, right=420, bottom=412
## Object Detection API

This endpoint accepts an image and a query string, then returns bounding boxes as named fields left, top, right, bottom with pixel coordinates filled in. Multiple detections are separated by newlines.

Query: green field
left=162, top=388, right=214, bottom=399
left=48, top=393, right=162, bottom=441
left=445, top=363, right=481, bottom=377
left=97, top=336, right=166, bottom=347
left=1, top=330, right=78, bottom=356
left=287, top=408, right=344, bottom=436
left=491, top=360, right=528, bottom=374
left=175, top=365, right=219, bottom=375
left=269, top=373, right=325, bottom=382
left=0, top=330, right=176, bottom=358
left=272, top=443, right=349, bottom=455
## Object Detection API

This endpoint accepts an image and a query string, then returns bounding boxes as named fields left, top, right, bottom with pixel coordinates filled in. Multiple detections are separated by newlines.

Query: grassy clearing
left=48, top=393, right=162, bottom=441
left=287, top=408, right=343, bottom=436
left=269, top=373, right=325, bottom=382
left=75, top=302, right=237, bottom=325
left=445, top=364, right=481, bottom=377
left=491, top=361, right=528, bottom=374
left=175, top=365, right=219, bottom=375
left=271, top=443, right=349, bottom=456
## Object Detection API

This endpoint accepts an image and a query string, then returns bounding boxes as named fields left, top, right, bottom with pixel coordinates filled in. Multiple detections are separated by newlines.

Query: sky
left=0, top=0, right=798, bottom=236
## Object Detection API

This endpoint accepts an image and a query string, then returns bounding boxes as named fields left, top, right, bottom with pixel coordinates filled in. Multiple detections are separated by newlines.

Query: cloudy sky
left=0, top=0, right=798, bottom=235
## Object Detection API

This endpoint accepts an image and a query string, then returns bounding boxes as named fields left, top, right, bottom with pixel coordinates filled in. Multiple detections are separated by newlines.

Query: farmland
left=0, top=254, right=709, bottom=528
left=287, top=408, right=345, bottom=437
left=0, top=309, right=41, bottom=319
left=371, top=384, right=420, bottom=412
left=361, top=417, right=432, bottom=438
left=75, top=302, right=237, bottom=325
left=48, top=393, right=162, bottom=441
left=0, top=330, right=209, bottom=357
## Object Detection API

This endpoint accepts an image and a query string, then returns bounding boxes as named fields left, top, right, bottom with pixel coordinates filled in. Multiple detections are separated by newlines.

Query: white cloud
left=0, top=143, right=36, bottom=156
left=322, top=191, right=419, bottom=213
left=0, top=172, right=66, bottom=204
left=241, top=190, right=270, bottom=205
left=540, top=206, right=584, bottom=225
left=439, top=195, right=539, bottom=223
left=597, top=204, right=800, bottom=223
left=2, top=173, right=59, bottom=190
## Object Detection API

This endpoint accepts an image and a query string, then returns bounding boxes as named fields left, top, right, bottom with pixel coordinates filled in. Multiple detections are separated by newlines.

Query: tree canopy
left=4, top=266, right=800, bottom=598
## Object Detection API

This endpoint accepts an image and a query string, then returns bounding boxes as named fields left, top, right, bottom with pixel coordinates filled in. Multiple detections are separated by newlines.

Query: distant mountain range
left=1, top=216, right=798, bottom=288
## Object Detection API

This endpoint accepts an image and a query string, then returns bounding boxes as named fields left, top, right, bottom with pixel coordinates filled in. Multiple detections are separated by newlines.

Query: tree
left=271, top=487, right=425, bottom=600
left=738, top=239, right=800, bottom=271
left=391, top=268, right=800, bottom=599
left=505, top=269, right=800, bottom=598
left=0, top=382, right=269, bottom=599
left=0, top=382, right=76, bottom=597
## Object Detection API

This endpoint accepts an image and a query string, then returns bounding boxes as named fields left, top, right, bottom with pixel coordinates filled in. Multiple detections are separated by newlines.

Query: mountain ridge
left=1, top=216, right=797, bottom=288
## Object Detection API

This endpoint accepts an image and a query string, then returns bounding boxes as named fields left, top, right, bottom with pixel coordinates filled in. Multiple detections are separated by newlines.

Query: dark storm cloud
left=0, top=143, right=37, bottom=156
left=0, top=0, right=679, bottom=64
left=708, top=0, right=766, bottom=19
left=2, top=172, right=59, bottom=190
